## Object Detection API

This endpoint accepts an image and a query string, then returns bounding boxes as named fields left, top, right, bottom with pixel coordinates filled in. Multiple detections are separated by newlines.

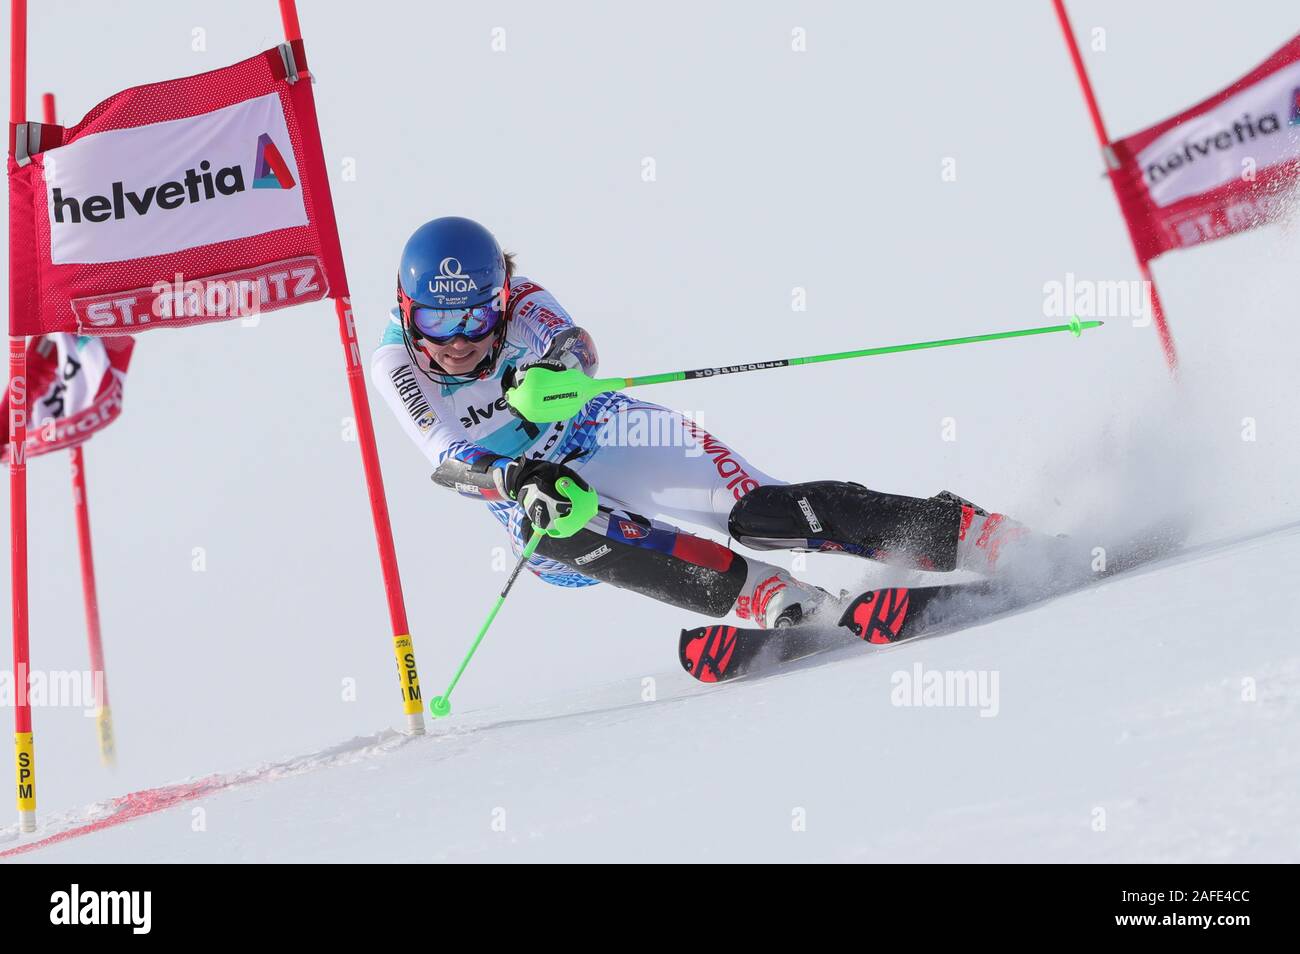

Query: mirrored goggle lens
left=410, top=301, right=503, bottom=342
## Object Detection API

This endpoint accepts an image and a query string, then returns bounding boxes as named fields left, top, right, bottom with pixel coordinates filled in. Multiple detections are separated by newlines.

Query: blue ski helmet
left=399, top=216, right=506, bottom=310
left=397, top=216, right=511, bottom=383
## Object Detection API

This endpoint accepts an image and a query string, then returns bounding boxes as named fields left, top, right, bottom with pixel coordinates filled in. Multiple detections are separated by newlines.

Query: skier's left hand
left=508, top=458, right=593, bottom=531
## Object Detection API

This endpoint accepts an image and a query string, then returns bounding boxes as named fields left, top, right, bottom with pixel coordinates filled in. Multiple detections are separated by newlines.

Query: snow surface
left=4, top=521, right=1298, bottom=862
left=2, top=1, right=1300, bottom=862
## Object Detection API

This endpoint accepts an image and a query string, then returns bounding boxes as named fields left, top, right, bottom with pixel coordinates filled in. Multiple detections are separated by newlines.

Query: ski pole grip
left=505, top=366, right=620, bottom=423
left=546, top=477, right=597, bottom=538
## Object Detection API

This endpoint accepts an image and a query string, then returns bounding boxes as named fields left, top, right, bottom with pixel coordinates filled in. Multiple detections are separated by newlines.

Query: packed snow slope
left=5, top=521, right=1298, bottom=863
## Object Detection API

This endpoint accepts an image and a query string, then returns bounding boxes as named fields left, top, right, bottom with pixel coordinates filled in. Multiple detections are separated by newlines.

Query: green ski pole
left=506, top=315, right=1103, bottom=423
left=429, top=477, right=598, bottom=719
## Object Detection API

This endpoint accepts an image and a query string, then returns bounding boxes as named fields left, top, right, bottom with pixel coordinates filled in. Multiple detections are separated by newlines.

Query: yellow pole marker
left=393, top=634, right=425, bottom=733
left=15, top=732, right=35, bottom=833
left=96, top=706, right=117, bottom=768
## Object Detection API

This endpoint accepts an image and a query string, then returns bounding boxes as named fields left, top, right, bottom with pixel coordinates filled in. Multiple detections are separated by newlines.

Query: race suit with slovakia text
left=371, top=276, right=783, bottom=589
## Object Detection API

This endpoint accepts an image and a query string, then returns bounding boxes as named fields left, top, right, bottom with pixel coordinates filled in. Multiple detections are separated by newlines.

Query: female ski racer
left=372, top=217, right=1040, bottom=631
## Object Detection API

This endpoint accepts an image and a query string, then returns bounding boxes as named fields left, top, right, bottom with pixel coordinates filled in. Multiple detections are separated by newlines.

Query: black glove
left=507, top=458, right=592, bottom=531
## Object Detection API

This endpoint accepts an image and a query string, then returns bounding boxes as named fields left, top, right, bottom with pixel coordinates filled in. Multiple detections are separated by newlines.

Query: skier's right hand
left=506, top=458, right=593, bottom=531
left=501, top=359, right=572, bottom=420
left=502, top=329, right=596, bottom=421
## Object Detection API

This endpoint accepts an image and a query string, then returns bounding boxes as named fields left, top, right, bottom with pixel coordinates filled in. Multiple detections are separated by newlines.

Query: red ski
left=679, top=582, right=989, bottom=683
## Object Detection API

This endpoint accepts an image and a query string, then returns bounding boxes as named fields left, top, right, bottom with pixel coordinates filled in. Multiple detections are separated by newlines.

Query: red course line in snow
left=0, top=774, right=232, bottom=859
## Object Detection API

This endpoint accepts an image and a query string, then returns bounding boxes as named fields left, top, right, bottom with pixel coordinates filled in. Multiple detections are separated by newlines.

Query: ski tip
left=679, top=624, right=740, bottom=684
left=838, top=587, right=915, bottom=644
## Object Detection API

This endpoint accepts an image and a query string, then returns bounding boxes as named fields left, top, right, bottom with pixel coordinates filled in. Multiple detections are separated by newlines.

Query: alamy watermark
left=1043, top=272, right=1152, bottom=326
left=596, top=407, right=705, bottom=456
left=890, top=662, right=1000, bottom=717
left=50, top=885, right=151, bottom=934
left=1, top=666, right=107, bottom=717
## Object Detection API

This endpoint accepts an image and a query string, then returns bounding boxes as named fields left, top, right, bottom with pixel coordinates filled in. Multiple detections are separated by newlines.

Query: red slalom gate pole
left=1051, top=0, right=1179, bottom=375
left=70, top=448, right=115, bottom=765
left=278, top=0, right=302, bottom=46
left=8, top=0, right=36, bottom=832
left=332, top=298, right=424, bottom=733
left=42, top=92, right=116, bottom=768
left=279, top=0, right=425, bottom=733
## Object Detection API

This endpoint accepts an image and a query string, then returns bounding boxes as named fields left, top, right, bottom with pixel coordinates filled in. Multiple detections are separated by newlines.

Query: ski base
left=679, top=582, right=987, bottom=683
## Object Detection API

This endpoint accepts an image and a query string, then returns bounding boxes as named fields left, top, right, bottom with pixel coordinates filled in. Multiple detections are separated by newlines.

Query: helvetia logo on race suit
left=46, top=92, right=307, bottom=264
left=460, top=396, right=510, bottom=429
left=389, top=364, right=437, bottom=432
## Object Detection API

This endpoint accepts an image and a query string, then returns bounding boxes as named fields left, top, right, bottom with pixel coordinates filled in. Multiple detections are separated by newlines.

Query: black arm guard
left=431, top=454, right=513, bottom=499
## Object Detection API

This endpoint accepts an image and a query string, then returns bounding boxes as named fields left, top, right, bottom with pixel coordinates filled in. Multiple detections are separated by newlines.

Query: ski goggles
left=398, top=281, right=509, bottom=344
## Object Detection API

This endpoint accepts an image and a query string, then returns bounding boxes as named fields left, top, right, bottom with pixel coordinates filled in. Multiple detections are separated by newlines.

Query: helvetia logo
left=51, top=132, right=295, bottom=224
left=252, top=132, right=296, bottom=189
left=1144, top=112, right=1283, bottom=184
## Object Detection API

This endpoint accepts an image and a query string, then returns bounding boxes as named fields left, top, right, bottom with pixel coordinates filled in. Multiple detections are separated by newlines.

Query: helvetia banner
left=0, top=334, right=134, bottom=460
left=1110, top=34, right=1300, bottom=262
left=7, top=41, right=348, bottom=336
